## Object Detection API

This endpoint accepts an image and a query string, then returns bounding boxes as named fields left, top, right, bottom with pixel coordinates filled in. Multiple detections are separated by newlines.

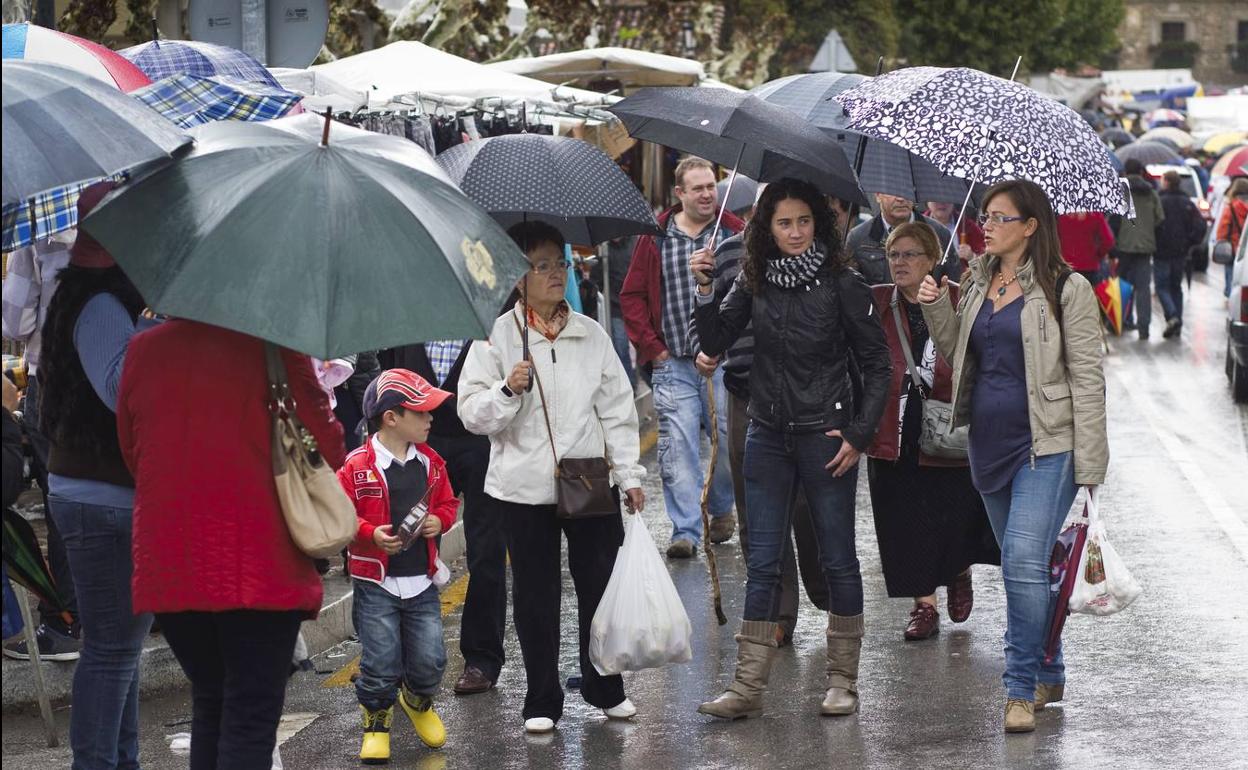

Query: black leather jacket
left=695, top=258, right=892, bottom=450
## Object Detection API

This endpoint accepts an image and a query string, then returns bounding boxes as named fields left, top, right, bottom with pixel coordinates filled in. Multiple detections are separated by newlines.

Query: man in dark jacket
left=1154, top=170, right=1207, bottom=338
left=846, top=193, right=957, bottom=285
left=378, top=341, right=504, bottom=694
left=1113, top=159, right=1165, bottom=340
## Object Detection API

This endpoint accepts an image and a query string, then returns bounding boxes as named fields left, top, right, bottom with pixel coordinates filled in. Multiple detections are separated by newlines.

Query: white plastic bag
left=589, top=514, right=693, bottom=675
left=1069, top=491, right=1142, bottom=615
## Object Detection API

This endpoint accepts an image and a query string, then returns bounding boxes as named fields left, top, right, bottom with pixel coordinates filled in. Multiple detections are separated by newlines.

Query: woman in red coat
left=865, top=222, right=1000, bottom=641
left=117, top=320, right=345, bottom=770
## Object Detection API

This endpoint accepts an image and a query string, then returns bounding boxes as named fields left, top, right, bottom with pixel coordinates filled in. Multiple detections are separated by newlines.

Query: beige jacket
left=921, top=255, right=1109, bottom=486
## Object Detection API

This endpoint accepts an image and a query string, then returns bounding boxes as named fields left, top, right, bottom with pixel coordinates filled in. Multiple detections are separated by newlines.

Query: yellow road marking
left=322, top=573, right=471, bottom=688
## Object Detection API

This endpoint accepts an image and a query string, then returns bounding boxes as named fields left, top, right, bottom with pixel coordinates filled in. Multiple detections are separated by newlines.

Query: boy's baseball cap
left=363, top=369, right=452, bottom=419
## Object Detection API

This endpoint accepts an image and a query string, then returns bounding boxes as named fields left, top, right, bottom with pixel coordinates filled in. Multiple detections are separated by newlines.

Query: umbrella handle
left=711, top=145, right=746, bottom=251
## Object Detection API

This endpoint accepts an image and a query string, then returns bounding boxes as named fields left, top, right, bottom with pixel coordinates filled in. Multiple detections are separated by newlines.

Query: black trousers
left=159, top=610, right=303, bottom=770
left=496, top=497, right=625, bottom=721
left=430, top=433, right=507, bottom=680
left=24, top=377, right=77, bottom=631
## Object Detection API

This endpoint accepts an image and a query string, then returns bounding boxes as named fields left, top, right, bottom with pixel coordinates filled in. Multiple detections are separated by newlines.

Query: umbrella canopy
left=1115, top=140, right=1183, bottom=167
left=120, top=39, right=282, bottom=89
left=436, top=133, right=661, bottom=246
left=834, top=66, right=1130, bottom=215
left=1095, top=275, right=1133, bottom=335
left=608, top=87, right=867, bottom=205
left=2, top=174, right=123, bottom=251
left=751, top=71, right=971, bottom=205
left=1211, top=146, right=1248, bottom=179
left=1101, top=127, right=1135, bottom=149
left=3, top=508, right=70, bottom=625
left=1139, top=126, right=1193, bottom=150
left=132, top=73, right=302, bottom=129
left=2, top=23, right=150, bottom=92
left=81, top=114, right=529, bottom=359
left=717, top=174, right=759, bottom=215
left=490, top=47, right=705, bottom=89
left=1203, top=131, right=1246, bottom=155
left=1, top=60, right=190, bottom=207
left=1144, top=108, right=1185, bottom=129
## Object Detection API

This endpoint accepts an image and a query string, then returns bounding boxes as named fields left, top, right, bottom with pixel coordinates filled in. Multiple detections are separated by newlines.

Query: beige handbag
left=266, top=343, right=356, bottom=559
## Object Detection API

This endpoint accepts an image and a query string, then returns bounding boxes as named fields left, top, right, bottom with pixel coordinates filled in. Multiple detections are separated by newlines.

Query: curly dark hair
left=39, top=265, right=144, bottom=457
left=742, top=178, right=848, bottom=292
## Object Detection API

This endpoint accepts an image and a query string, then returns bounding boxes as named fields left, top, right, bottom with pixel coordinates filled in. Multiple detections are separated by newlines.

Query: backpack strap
left=1053, top=269, right=1072, bottom=328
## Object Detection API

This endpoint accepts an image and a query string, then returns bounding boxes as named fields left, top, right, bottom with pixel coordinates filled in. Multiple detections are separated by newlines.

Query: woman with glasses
left=691, top=178, right=892, bottom=721
left=918, top=179, right=1108, bottom=733
left=865, top=222, right=1000, bottom=642
left=458, top=220, right=646, bottom=735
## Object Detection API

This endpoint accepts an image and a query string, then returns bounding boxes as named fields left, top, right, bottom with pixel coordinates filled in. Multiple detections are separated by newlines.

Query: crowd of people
left=17, top=138, right=1202, bottom=766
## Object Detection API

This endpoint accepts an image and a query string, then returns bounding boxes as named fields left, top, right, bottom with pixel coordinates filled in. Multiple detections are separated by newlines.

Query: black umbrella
left=1115, top=140, right=1182, bottom=167
left=436, top=133, right=661, bottom=246
left=607, top=86, right=868, bottom=233
left=3, top=508, right=71, bottom=626
left=1101, top=128, right=1135, bottom=148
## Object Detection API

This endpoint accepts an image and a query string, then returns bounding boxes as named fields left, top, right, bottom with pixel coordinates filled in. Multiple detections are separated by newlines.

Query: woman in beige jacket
left=918, top=179, right=1108, bottom=734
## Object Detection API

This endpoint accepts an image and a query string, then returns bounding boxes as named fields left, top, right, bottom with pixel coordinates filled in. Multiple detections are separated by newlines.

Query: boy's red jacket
left=337, top=438, right=458, bottom=584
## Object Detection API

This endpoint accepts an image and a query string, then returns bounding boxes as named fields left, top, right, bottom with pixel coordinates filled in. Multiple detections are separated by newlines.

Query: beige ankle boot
left=1004, top=699, right=1036, bottom=732
left=1034, top=682, right=1064, bottom=710
left=697, top=620, right=780, bottom=720
left=821, top=613, right=863, bottom=716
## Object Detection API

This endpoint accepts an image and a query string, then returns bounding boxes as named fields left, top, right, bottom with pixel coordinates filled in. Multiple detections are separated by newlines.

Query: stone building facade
left=1118, top=0, right=1248, bottom=86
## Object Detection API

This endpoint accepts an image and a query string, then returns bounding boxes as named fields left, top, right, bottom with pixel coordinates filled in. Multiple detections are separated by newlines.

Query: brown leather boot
left=821, top=614, right=863, bottom=715
left=1034, top=682, right=1065, bottom=710
left=697, top=621, right=779, bottom=720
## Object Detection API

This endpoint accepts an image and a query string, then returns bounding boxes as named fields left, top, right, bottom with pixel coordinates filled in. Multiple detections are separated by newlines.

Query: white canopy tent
left=490, top=46, right=706, bottom=89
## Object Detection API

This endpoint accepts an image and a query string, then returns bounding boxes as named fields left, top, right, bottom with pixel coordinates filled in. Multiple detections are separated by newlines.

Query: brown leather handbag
left=529, top=350, right=619, bottom=519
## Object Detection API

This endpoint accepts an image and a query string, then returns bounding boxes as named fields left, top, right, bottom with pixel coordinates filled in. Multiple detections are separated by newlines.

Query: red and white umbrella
left=2, top=23, right=151, bottom=92
left=1143, top=108, right=1185, bottom=130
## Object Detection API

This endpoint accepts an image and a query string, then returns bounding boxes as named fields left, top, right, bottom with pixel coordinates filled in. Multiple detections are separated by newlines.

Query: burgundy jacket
left=119, top=320, right=346, bottom=616
left=619, top=205, right=745, bottom=365
left=866, top=283, right=964, bottom=468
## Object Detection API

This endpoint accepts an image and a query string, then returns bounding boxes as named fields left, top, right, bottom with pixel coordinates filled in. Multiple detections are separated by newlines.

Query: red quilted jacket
left=337, top=438, right=458, bottom=585
left=119, top=320, right=346, bottom=616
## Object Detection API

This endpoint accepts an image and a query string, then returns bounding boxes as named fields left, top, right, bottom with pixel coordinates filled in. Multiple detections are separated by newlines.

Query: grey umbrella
left=1101, top=127, right=1135, bottom=148
left=751, top=71, right=971, bottom=205
left=436, top=133, right=661, bottom=246
left=1115, top=140, right=1183, bottom=167
left=81, top=113, right=528, bottom=359
left=1, top=60, right=190, bottom=206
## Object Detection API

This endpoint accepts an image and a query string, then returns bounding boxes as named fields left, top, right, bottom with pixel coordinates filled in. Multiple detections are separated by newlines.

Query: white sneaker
left=524, top=717, right=556, bottom=734
left=603, top=698, right=637, bottom=720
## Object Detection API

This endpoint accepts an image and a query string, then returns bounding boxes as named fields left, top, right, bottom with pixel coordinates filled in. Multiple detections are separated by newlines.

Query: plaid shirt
left=1, top=240, right=71, bottom=372
left=425, top=340, right=466, bottom=386
left=659, top=216, right=718, bottom=359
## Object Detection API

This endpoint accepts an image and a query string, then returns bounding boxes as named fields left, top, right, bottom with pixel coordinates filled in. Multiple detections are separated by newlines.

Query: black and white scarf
left=765, top=244, right=826, bottom=289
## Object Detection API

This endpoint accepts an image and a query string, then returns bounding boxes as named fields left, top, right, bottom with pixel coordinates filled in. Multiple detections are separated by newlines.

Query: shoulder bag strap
left=890, top=288, right=924, bottom=393
left=513, top=312, right=561, bottom=473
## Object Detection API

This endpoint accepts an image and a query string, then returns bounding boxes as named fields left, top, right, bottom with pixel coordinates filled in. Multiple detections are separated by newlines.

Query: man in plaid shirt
left=620, top=157, right=744, bottom=559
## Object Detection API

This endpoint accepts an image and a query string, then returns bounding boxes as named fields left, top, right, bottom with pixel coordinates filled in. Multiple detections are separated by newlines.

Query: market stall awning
left=311, top=42, right=616, bottom=116
left=490, top=46, right=706, bottom=89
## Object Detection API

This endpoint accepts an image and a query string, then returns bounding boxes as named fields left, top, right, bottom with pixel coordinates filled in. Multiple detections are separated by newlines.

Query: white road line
left=1113, top=369, right=1248, bottom=563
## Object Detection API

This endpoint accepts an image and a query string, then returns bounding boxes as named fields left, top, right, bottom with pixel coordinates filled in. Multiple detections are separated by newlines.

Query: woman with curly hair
left=690, top=178, right=892, bottom=721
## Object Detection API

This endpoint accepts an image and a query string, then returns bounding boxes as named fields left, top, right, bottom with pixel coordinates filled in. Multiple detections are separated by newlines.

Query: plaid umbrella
left=1, top=175, right=121, bottom=251
left=835, top=66, right=1132, bottom=215
left=132, top=74, right=302, bottom=129
left=120, top=39, right=281, bottom=88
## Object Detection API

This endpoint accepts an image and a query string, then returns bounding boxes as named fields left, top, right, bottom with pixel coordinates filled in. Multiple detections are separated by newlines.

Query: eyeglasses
left=529, top=259, right=572, bottom=275
left=977, top=212, right=1028, bottom=227
left=886, top=249, right=928, bottom=262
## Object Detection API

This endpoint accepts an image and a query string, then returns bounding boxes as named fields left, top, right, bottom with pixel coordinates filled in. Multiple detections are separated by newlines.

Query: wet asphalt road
left=4, top=272, right=1247, bottom=770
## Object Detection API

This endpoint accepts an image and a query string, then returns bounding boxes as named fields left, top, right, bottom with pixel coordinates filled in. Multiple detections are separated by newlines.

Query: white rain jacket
left=458, top=305, right=645, bottom=506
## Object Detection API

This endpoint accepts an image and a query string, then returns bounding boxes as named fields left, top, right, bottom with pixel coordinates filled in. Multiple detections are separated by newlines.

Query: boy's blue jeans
left=978, top=452, right=1079, bottom=701
left=352, top=579, right=446, bottom=710
left=651, top=356, right=734, bottom=545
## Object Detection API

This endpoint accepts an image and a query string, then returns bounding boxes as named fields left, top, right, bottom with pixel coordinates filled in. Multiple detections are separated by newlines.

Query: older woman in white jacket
left=458, top=220, right=646, bottom=736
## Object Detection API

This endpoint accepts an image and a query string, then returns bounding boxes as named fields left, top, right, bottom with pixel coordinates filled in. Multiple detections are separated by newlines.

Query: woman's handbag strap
left=890, top=288, right=925, bottom=394
left=513, top=312, right=561, bottom=473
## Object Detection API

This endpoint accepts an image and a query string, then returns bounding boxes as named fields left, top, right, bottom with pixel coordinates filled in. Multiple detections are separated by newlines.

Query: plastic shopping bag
left=1069, top=491, right=1142, bottom=616
left=589, top=514, right=693, bottom=675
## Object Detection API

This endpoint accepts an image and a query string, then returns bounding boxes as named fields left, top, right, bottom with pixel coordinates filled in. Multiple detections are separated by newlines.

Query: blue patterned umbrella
left=120, top=39, right=281, bottom=88
left=132, top=73, right=302, bottom=129
left=1, top=174, right=122, bottom=251
left=835, top=66, right=1131, bottom=215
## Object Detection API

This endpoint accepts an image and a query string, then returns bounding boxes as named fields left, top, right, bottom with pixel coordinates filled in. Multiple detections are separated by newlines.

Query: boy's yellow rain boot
left=399, top=685, right=446, bottom=749
left=359, top=705, right=393, bottom=764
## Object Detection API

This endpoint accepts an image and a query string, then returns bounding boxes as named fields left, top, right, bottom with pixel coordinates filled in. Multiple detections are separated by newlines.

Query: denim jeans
left=48, top=497, right=153, bottom=770
left=1153, top=257, right=1184, bottom=322
left=353, top=580, right=447, bottom=709
left=1117, top=253, right=1152, bottom=332
left=651, top=356, right=734, bottom=544
left=610, top=315, right=635, bottom=388
left=740, top=423, right=862, bottom=620
left=159, top=610, right=303, bottom=770
left=979, top=452, right=1079, bottom=701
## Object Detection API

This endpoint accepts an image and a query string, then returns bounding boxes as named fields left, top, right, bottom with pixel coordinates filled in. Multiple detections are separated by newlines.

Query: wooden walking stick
left=700, top=377, right=728, bottom=626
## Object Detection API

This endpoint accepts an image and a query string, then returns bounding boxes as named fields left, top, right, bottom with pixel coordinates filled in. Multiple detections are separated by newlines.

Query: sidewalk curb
left=1, top=389, right=656, bottom=711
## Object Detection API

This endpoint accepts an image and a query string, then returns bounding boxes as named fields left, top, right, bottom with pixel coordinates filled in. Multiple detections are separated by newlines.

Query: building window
left=1160, top=21, right=1186, bottom=43
left=1153, top=21, right=1198, bottom=68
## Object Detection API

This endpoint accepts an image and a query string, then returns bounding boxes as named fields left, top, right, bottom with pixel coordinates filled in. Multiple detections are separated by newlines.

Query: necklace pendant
left=997, top=286, right=1007, bottom=297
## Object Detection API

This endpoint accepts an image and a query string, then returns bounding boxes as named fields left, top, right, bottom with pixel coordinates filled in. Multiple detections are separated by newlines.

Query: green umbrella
left=81, top=113, right=528, bottom=358
left=3, top=508, right=72, bottom=627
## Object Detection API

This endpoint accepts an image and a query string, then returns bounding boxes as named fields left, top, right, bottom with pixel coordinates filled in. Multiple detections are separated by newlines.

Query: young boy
left=338, top=369, right=459, bottom=763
